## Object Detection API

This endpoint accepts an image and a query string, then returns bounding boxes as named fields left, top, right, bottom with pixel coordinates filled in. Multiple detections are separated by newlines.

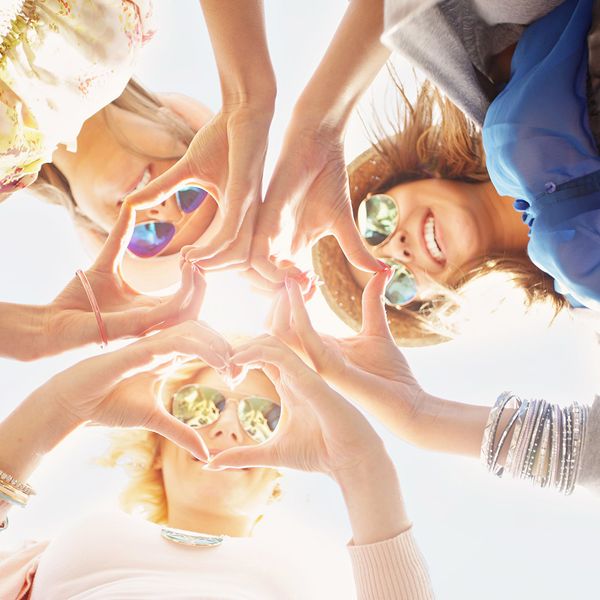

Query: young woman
left=0, top=326, right=433, bottom=599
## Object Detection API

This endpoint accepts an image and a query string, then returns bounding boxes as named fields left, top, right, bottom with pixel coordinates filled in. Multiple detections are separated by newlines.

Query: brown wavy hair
left=367, top=75, right=568, bottom=338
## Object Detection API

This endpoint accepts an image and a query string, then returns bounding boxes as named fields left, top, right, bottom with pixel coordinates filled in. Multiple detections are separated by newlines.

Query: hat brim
left=312, top=145, right=450, bottom=347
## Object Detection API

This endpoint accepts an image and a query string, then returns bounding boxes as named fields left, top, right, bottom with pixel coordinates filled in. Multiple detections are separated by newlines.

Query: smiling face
left=52, top=93, right=217, bottom=258
left=350, top=178, right=525, bottom=296
left=159, top=368, right=281, bottom=523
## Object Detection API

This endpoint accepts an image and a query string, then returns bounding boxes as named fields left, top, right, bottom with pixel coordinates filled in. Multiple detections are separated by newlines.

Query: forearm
left=294, top=0, right=390, bottom=132
left=335, top=451, right=434, bottom=599
left=334, top=449, right=410, bottom=546
left=199, top=0, right=276, bottom=107
left=0, top=303, right=49, bottom=361
left=0, top=386, right=80, bottom=521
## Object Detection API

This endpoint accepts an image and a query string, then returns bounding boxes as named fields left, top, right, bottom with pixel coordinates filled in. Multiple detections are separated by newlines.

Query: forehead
left=175, top=367, right=279, bottom=404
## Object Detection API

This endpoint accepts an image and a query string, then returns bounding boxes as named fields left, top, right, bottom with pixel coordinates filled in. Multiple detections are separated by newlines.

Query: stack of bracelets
left=0, top=468, right=36, bottom=530
left=481, top=392, right=589, bottom=495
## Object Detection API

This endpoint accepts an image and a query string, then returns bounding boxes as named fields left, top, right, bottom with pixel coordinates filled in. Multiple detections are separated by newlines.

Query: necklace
left=161, top=525, right=225, bottom=547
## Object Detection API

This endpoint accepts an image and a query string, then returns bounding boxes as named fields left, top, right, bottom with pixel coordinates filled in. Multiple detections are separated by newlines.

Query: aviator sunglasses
left=128, top=186, right=209, bottom=258
left=357, top=193, right=418, bottom=307
left=171, top=384, right=281, bottom=444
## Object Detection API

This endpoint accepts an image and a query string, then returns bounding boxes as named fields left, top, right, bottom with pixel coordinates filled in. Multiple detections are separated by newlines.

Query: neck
left=166, top=502, right=256, bottom=537
left=475, top=182, right=529, bottom=254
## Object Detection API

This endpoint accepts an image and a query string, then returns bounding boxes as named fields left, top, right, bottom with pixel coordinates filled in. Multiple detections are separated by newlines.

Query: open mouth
left=423, top=213, right=445, bottom=264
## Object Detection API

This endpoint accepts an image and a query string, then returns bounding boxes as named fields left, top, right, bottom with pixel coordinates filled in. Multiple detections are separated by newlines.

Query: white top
left=0, top=0, right=154, bottom=191
left=28, top=511, right=348, bottom=600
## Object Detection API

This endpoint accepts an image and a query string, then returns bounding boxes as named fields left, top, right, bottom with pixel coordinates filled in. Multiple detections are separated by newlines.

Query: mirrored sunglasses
left=171, top=384, right=281, bottom=444
left=128, top=186, right=208, bottom=258
left=357, top=194, right=418, bottom=307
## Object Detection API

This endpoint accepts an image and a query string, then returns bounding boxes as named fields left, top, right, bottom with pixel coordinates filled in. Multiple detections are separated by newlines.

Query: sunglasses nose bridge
left=206, top=401, right=244, bottom=442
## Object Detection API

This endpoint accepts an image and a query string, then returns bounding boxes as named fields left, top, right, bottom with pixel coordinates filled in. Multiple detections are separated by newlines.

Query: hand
left=43, top=321, right=234, bottom=460
left=125, top=104, right=273, bottom=271
left=250, top=123, right=384, bottom=288
left=47, top=205, right=205, bottom=353
left=269, top=272, right=425, bottom=440
left=208, top=335, right=385, bottom=478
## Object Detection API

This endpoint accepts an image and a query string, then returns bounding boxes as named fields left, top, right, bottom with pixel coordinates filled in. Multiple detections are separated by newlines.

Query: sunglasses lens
left=128, top=222, right=176, bottom=258
left=238, top=397, right=281, bottom=444
left=357, top=194, right=398, bottom=246
left=172, top=385, right=224, bottom=428
left=384, top=262, right=418, bottom=307
left=177, top=186, right=208, bottom=213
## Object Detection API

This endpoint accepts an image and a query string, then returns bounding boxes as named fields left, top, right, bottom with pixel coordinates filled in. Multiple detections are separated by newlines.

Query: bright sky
left=1, top=2, right=599, bottom=598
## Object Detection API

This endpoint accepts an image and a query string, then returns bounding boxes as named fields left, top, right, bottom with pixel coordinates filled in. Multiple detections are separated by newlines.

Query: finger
left=243, top=267, right=284, bottom=294
left=332, top=207, right=387, bottom=274
left=148, top=409, right=209, bottom=461
left=285, top=278, right=328, bottom=369
left=206, top=443, right=278, bottom=470
left=124, top=159, right=195, bottom=210
left=360, top=269, right=394, bottom=338
left=188, top=205, right=257, bottom=271
left=93, top=203, right=136, bottom=272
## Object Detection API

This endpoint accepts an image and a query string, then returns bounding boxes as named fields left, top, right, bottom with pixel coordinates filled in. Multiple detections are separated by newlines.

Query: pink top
left=0, top=511, right=434, bottom=599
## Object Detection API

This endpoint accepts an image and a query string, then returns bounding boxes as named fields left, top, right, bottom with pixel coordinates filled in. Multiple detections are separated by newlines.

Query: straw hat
left=312, top=145, right=450, bottom=347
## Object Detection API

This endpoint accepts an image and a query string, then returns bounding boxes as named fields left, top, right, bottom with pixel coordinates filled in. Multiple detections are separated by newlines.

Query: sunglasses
left=171, top=384, right=281, bottom=444
left=357, top=193, right=418, bottom=307
left=128, top=186, right=208, bottom=258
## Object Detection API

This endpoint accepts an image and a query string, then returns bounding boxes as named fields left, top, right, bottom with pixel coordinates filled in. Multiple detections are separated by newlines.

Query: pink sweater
left=0, top=512, right=434, bottom=599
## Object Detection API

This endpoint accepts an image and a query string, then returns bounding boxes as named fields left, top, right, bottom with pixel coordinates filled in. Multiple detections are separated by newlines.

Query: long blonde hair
left=29, top=78, right=196, bottom=236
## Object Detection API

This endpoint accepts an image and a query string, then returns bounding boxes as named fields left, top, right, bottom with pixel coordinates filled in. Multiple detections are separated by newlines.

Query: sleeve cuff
left=347, top=527, right=434, bottom=600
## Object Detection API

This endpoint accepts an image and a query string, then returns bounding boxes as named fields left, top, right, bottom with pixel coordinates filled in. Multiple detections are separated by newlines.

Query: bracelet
left=481, top=394, right=589, bottom=495
left=75, top=269, right=108, bottom=348
left=0, top=469, right=35, bottom=496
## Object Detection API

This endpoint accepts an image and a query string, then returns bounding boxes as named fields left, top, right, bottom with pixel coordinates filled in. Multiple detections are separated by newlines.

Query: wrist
left=220, top=69, right=276, bottom=114
left=0, top=303, right=51, bottom=361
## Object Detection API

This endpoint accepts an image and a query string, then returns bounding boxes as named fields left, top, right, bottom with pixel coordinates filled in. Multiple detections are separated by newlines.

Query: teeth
left=133, top=167, right=151, bottom=193
left=424, top=216, right=444, bottom=261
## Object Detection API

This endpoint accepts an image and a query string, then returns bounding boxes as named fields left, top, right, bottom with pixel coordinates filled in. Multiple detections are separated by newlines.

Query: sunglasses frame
left=357, top=193, right=419, bottom=307
left=127, top=186, right=208, bottom=259
left=171, top=384, right=281, bottom=444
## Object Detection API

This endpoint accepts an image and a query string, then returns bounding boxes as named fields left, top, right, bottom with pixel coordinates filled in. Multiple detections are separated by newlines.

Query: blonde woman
left=0, top=329, right=433, bottom=599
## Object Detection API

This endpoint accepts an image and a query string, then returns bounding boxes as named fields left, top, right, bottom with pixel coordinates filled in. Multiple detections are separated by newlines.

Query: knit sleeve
left=347, top=527, right=434, bottom=600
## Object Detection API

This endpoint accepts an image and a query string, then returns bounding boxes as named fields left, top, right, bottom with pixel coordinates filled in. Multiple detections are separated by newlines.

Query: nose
left=205, top=402, right=244, bottom=445
left=136, top=195, right=181, bottom=223
left=373, top=229, right=413, bottom=262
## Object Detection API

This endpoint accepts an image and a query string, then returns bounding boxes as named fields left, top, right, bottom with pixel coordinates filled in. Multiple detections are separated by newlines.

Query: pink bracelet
left=76, top=269, right=108, bottom=348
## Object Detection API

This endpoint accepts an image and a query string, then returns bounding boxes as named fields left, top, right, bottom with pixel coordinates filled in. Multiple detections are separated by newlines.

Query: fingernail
left=376, top=260, right=389, bottom=272
left=202, top=462, right=224, bottom=472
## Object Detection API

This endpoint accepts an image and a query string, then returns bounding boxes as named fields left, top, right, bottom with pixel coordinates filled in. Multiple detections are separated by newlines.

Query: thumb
left=125, top=159, right=193, bottom=210
left=333, top=208, right=386, bottom=274
left=147, top=410, right=209, bottom=461
left=206, top=444, right=276, bottom=470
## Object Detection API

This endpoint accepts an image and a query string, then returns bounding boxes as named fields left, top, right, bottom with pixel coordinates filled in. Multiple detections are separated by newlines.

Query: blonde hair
left=368, top=76, right=568, bottom=339
left=101, top=360, right=282, bottom=524
left=29, top=78, right=196, bottom=236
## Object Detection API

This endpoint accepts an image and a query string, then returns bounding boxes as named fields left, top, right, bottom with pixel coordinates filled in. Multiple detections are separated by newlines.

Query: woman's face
left=350, top=178, right=509, bottom=294
left=159, top=369, right=280, bottom=519
left=54, top=96, right=217, bottom=257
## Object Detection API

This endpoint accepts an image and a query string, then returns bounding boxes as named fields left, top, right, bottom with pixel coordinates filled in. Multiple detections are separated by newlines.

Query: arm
left=127, top=0, right=277, bottom=269
left=336, top=454, right=434, bottom=600
left=0, top=303, right=48, bottom=361
left=250, top=0, right=389, bottom=286
left=210, top=336, right=434, bottom=600
left=293, top=0, right=390, bottom=131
